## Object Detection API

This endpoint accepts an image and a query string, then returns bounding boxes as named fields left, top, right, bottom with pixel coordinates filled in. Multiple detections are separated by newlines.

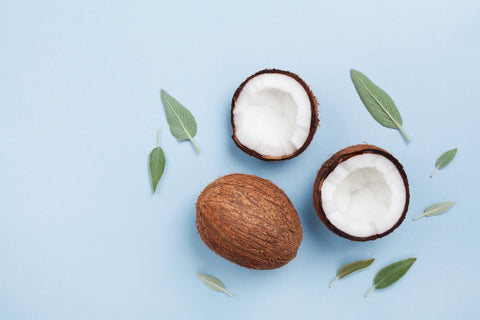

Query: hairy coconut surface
left=231, top=69, right=319, bottom=161
left=196, top=173, right=303, bottom=269
left=313, top=144, right=409, bottom=241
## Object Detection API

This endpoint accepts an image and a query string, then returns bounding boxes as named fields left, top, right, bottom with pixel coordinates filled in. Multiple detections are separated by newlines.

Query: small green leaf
left=330, top=259, right=375, bottom=288
left=149, top=146, right=166, bottom=193
left=430, top=148, right=457, bottom=178
left=161, top=89, right=200, bottom=153
left=413, top=201, right=455, bottom=221
left=365, top=258, right=416, bottom=298
left=196, top=273, right=232, bottom=296
left=350, top=69, right=410, bottom=143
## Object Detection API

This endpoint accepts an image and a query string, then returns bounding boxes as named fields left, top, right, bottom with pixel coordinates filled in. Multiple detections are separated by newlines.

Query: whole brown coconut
left=313, top=144, right=410, bottom=242
left=231, top=69, right=319, bottom=161
left=196, top=173, right=303, bottom=269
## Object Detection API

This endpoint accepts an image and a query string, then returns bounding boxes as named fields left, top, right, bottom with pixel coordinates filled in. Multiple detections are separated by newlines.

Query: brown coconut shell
left=196, top=173, right=303, bottom=269
left=231, top=69, right=319, bottom=161
left=313, top=144, right=410, bottom=242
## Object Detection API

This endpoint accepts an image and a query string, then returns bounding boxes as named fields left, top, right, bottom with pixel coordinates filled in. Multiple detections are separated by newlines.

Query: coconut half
left=231, top=69, right=319, bottom=161
left=313, top=145, right=409, bottom=241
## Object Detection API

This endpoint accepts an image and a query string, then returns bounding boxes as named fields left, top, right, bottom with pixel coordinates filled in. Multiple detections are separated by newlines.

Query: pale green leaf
left=350, top=69, right=410, bottom=143
left=436, top=148, right=458, bottom=168
left=413, top=201, right=455, bottom=221
left=196, top=273, right=232, bottom=296
left=330, top=258, right=375, bottom=287
left=149, top=147, right=166, bottom=193
left=161, top=89, right=200, bottom=153
left=430, top=148, right=457, bottom=177
left=365, top=258, right=416, bottom=297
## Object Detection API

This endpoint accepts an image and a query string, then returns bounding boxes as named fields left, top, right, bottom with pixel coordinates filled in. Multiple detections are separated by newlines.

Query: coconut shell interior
left=196, top=173, right=303, bottom=269
left=231, top=69, right=319, bottom=161
left=313, top=144, right=410, bottom=241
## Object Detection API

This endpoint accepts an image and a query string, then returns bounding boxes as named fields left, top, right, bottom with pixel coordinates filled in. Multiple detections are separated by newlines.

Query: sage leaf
left=161, top=89, right=201, bottom=153
left=413, top=201, right=455, bottom=221
left=365, top=258, right=416, bottom=298
left=430, top=148, right=457, bottom=178
left=196, top=273, right=232, bottom=296
left=350, top=69, right=411, bottom=143
left=330, top=258, right=375, bottom=288
left=149, top=146, right=166, bottom=193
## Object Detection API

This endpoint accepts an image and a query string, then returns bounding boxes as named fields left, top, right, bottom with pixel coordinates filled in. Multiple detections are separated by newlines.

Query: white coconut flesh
left=233, top=73, right=312, bottom=157
left=321, top=153, right=407, bottom=238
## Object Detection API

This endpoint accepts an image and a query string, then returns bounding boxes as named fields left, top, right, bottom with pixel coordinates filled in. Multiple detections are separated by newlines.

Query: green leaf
left=430, top=148, right=457, bottom=178
left=161, top=89, right=200, bottom=153
left=149, top=146, right=166, bottom=193
left=330, top=258, right=375, bottom=288
left=350, top=69, right=411, bottom=143
left=365, top=258, right=416, bottom=298
left=413, top=201, right=455, bottom=221
left=196, top=273, right=232, bottom=296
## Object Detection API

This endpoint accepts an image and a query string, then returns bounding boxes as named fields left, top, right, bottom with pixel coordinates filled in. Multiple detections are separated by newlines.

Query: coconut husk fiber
left=196, top=173, right=303, bottom=269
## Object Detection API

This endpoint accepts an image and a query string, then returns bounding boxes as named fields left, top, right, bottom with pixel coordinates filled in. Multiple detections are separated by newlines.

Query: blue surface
left=1, top=0, right=479, bottom=319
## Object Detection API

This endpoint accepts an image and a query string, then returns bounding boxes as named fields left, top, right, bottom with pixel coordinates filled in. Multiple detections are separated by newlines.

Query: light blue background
left=1, top=0, right=479, bottom=319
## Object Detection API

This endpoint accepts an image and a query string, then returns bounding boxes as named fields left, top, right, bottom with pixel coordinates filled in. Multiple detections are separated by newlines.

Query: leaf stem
left=222, top=288, right=232, bottom=297
left=365, top=286, right=376, bottom=298
left=398, top=126, right=411, bottom=143
left=430, top=167, right=438, bottom=178
left=189, top=137, right=201, bottom=153
left=412, top=213, right=426, bottom=221
left=329, top=276, right=339, bottom=288
left=157, top=129, right=161, bottom=147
